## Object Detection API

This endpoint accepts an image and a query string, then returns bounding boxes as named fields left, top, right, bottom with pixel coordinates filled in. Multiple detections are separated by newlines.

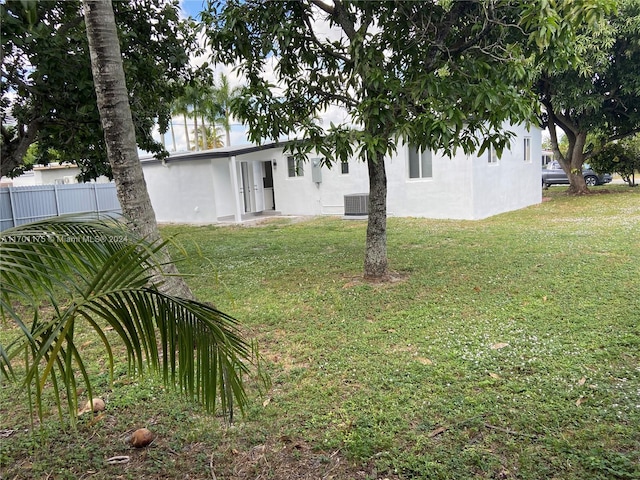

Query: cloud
left=150, top=1, right=355, bottom=152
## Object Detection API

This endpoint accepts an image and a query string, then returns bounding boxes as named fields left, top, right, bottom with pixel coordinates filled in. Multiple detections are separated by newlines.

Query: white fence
left=0, top=183, right=121, bottom=231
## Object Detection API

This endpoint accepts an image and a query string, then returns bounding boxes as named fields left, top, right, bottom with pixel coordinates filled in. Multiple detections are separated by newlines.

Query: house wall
left=139, top=123, right=542, bottom=224
left=271, top=124, right=541, bottom=220
left=386, top=144, right=474, bottom=219
left=6, top=165, right=110, bottom=187
left=35, top=165, right=81, bottom=184
left=142, top=158, right=219, bottom=224
left=211, top=160, right=235, bottom=219
left=8, top=171, right=37, bottom=187
left=470, top=124, right=542, bottom=219
left=271, top=151, right=369, bottom=216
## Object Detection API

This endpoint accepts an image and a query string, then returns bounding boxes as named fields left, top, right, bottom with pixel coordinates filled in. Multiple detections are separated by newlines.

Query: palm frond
left=0, top=215, right=256, bottom=423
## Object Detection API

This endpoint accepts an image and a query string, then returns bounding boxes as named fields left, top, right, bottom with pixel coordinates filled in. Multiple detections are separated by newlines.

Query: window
left=287, top=156, right=304, bottom=177
left=487, top=145, right=498, bottom=164
left=408, top=145, right=433, bottom=178
left=523, top=137, right=531, bottom=162
left=341, top=161, right=349, bottom=174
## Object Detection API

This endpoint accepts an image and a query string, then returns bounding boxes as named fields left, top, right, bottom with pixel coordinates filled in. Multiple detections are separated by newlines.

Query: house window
left=287, top=156, right=304, bottom=177
left=487, top=145, right=498, bottom=164
left=341, top=161, right=349, bottom=174
left=408, top=145, right=433, bottom=178
left=523, top=137, right=531, bottom=162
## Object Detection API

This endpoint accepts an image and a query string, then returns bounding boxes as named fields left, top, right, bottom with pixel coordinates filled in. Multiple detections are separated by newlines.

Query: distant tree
left=0, top=0, right=201, bottom=180
left=185, top=83, right=203, bottom=151
left=203, top=0, right=608, bottom=279
left=538, top=0, right=640, bottom=194
left=193, top=124, right=224, bottom=150
left=211, top=73, right=241, bottom=147
left=177, top=80, right=216, bottom=152
left=589, top=135, right=640, bottom=186
left=167, top=116, right=177, bottom=151
left=171, top=94, right=193, bottom=152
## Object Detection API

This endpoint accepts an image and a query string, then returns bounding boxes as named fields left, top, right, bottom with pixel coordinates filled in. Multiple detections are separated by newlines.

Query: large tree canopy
left=0, top=0, right=200, bottom=180
left=203, top=0, right=609, bottom=279
left=538, top=0, right=640, bottom=194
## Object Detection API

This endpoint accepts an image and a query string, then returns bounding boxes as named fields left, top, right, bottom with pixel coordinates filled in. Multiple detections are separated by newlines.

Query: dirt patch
left=209, top=437, right=399, bottom=480
left=242, top=216, right=318, bottom=227
left=342, top=271, right=409, bottom=289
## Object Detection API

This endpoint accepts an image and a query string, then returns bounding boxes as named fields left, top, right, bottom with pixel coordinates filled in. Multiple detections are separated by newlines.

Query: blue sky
left=180, top=0, right=207, bottom=20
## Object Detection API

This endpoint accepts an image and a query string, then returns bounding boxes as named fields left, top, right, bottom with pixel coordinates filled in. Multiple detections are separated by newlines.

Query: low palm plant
left=0, top=215, right=254, bottom=423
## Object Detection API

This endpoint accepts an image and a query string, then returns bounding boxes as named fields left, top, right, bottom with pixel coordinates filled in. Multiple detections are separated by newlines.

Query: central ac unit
left=344, top=193, right=369, bottom=216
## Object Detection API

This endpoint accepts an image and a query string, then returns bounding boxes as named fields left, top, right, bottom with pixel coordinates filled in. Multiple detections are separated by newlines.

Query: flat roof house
left=140, top=123, right=542, bottom=224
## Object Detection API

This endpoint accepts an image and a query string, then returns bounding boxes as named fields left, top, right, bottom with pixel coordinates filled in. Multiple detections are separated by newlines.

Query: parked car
left=542, top=161, right=612, bottom=187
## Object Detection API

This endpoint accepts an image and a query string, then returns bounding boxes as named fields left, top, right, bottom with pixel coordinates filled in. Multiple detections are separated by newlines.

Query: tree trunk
left=545, top=105, right=592, bottom=196
left=225, top=108, right=232, bottom=147
left=364, top=152, right=388, bottom=279
left=182, top=113, right=190, bottom=151
left=170, top=119, right=176, bottom=151
left=1, top=119, right=42, bottom=178
left=193, top=114, right=199, bottom=151
left=82, top=0, right=193, bottom=299
left=564, top=132, right=590, bottom=195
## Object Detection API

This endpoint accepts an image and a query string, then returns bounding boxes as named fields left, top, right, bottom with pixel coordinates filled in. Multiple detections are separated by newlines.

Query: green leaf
left=0, top=216, right=260, bottom=424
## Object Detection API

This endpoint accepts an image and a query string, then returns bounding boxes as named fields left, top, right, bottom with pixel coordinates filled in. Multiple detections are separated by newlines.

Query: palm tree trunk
left=201, top=115, right=208, bottom=149
left=182, top=113, right=190, bottom=151
left=82, top=0, right=193, bottom=299
left=170, top=119, right=176, bottom=151
left=193, top=114, right=199, bottom=151
left=225, top=108, right=232, bottom=147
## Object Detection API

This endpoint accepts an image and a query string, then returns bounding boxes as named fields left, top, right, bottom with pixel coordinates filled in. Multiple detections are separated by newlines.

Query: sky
left=158, top=2, right=551, bottom=154
left=152, top=0, right=352, bottom=154
left=150, top=1, right=248, bottom=153
left=179, top=0, right=207, bottom=19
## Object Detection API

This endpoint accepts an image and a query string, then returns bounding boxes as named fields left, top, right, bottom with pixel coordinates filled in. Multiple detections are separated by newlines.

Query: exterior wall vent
left=344, top=193, right=369, bottom=216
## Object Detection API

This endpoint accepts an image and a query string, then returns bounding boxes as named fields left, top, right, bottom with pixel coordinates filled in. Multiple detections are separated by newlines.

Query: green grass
left=2, top=184, right=639, bottom=479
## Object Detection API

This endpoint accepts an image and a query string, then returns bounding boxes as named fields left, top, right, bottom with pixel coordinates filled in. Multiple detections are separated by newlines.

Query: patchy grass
left=1, top=185, right=639, bottom=479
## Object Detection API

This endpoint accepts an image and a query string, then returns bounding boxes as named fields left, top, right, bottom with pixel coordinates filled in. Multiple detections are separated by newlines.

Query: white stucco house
left=140, top=123, right=542, bottom=224
left=2, top=163, right=111, bottom=187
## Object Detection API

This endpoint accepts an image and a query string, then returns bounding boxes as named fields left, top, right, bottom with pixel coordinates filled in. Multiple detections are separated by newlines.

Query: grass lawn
left=1, top=185, right=639, bottom=479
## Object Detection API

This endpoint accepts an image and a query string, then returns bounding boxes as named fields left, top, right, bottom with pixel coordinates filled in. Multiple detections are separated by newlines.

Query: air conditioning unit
left=63, top=175, right=77, bottom=184
left=344, top=193, right=369, bottom=216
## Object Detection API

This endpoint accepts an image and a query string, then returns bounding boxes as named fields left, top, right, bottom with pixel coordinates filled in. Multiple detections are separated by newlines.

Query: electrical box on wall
left=311, top=158, right=322, bottom=183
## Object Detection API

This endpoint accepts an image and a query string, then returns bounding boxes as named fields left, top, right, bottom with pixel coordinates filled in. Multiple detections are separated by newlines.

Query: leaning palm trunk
left=82, top=0, right=192, bottom=299
left=0, top=216, right=254, bottom=422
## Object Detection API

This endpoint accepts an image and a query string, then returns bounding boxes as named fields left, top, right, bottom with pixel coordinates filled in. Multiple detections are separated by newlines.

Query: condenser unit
left=344, top=193, right=369, bottom=216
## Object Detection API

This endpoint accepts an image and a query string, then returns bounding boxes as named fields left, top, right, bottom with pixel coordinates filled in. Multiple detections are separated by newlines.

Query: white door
left=240, top=162, right=255, bottom=213
left=252, top=162, right=265, bottom=212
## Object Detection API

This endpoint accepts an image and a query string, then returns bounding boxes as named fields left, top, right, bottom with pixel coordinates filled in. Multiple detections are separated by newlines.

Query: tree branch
left=301, top=14, right=351, bottom=64
left=0, top=118, right=42, bottom=177
left=309, top=0, right=334, bottom=16
left=322, top=0, right=357, bottom=41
